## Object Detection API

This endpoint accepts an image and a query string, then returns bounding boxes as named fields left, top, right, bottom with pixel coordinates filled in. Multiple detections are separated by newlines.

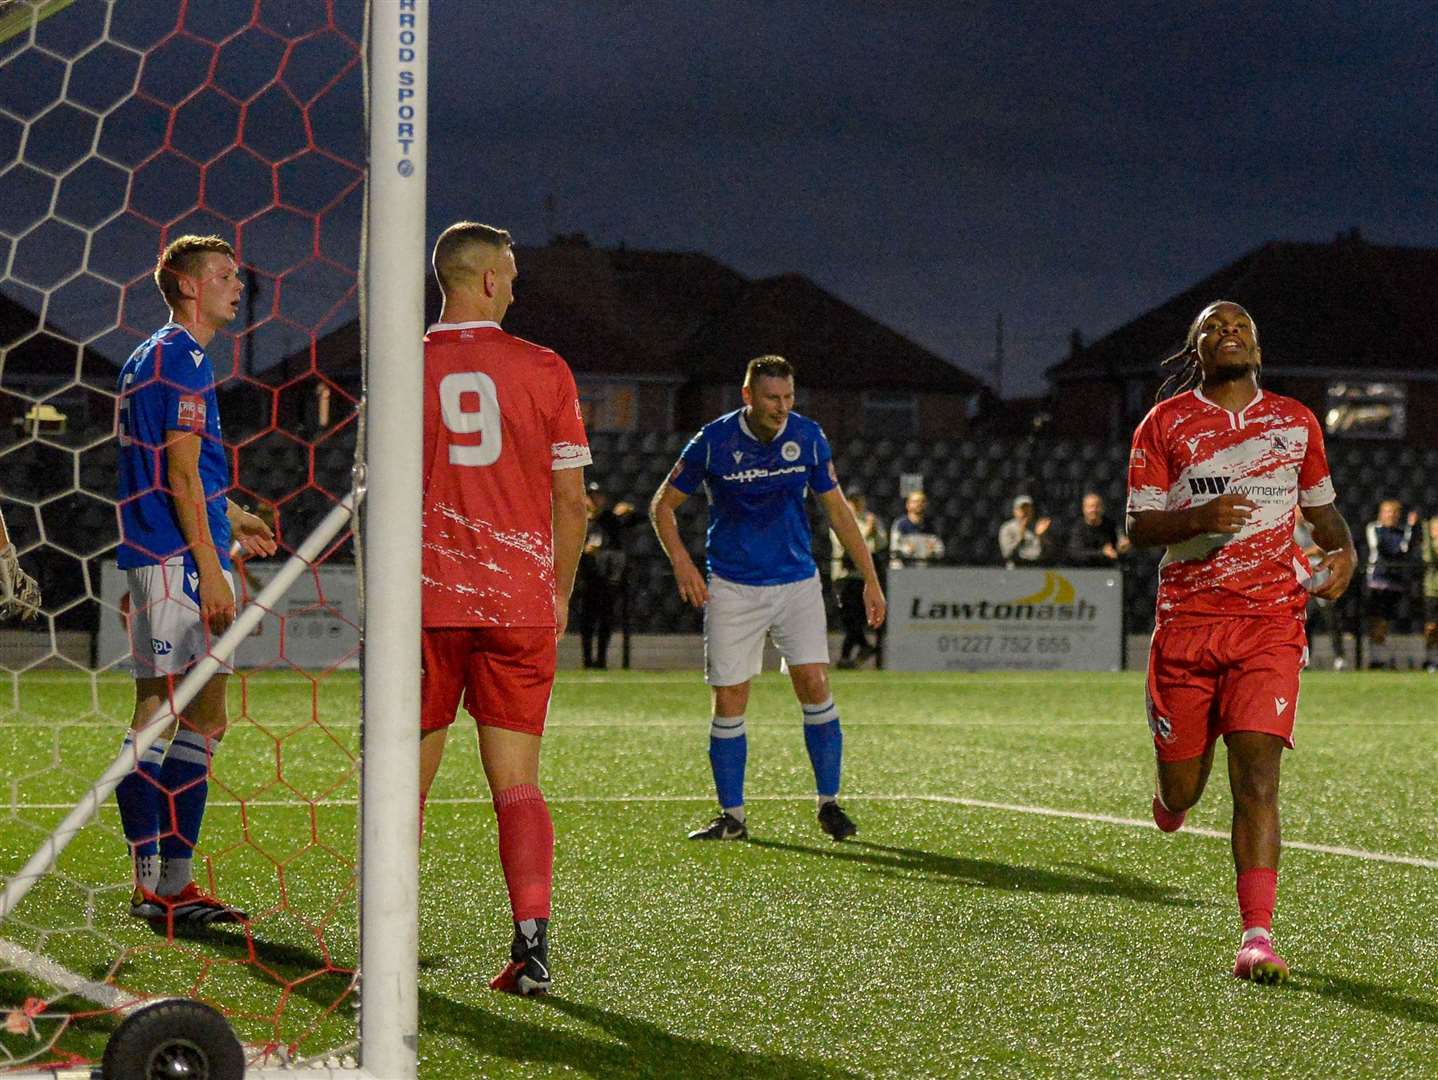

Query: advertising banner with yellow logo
left=885, top=566, right=1123, bottom=672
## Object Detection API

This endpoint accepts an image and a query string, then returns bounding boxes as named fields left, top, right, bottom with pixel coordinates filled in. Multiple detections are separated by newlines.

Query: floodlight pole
left=361, top=2, right=426, bottom=1078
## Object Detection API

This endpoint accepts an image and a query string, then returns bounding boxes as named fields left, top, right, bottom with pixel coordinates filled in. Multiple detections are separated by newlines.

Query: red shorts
left=421, top=626, right=557, bottom=736
left=1145, top=616, right=1308, bottom=762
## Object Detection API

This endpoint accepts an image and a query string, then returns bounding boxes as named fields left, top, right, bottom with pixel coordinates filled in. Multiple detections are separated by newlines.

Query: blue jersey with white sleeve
left=669, top=409, right=837, bottom=586
left=116, top=324, right=232, bottom=570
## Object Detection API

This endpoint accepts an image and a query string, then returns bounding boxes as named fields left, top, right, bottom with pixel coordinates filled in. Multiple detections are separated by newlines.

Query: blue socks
left=708, top=714, right=747, bottom=818
left=114, top=733, right=169, bottom=863
left=707, top=698, right=843, bottom=818
left=802, top=698, right=843, bottom=800
left=158, top=728, right=214, bottom=868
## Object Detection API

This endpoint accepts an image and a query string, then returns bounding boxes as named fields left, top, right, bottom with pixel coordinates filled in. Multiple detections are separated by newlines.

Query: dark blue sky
left=429, top=1, right=1438, bottom=397
left=2, top=1, right=1434, bottom=399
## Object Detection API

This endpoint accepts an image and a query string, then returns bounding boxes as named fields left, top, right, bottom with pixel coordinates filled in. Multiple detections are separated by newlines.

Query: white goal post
left=0, top=1, right=428, bottom=1076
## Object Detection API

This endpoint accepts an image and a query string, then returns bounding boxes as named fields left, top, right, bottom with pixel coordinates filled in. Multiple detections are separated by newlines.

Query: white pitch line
left=898, top=794, right=1438, bottom=871
left=12, top=792, right=1433, bottom=871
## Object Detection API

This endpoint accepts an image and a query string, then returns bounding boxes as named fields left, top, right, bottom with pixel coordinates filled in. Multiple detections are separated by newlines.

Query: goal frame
left=0, top=2, right=428, bottom=1076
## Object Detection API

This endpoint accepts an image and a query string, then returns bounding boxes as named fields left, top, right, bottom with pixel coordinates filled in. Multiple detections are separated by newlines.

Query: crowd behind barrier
left=5, top=421, right=1438, bottom=670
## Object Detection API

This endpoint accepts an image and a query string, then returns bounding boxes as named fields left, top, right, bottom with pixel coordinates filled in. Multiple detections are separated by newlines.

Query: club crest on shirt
left=781, top=440, right=800, bottom=462
left=1269, top=432, right=1288, bottom=452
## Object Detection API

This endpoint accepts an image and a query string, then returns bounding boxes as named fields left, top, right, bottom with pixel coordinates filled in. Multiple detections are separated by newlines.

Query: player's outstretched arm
left=166, top=430, right=234, bottom=633
left=551, top=466, right=589, bottom=637
left=1300, top=502, right=1358, bottom=601
left=650, top=481, right=707, bottom=608
left=1126, top=495, right=1258, bottom=549
left=819, top=488, right=886, bottom=628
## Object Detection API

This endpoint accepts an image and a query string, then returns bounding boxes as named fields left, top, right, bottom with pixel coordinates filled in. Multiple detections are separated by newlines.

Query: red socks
left=1236, top=867, right=1277, bottom=933
left=493, top=783, right=553, bottom=922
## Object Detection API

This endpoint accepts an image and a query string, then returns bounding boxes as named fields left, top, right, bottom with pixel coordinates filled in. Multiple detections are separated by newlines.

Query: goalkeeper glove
left=0, top=544, right=41, bottom=622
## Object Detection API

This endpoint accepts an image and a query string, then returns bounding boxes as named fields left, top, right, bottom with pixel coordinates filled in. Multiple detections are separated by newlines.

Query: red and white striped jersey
left=421, top=321, right=591, bottom=628
left=1126, top=388, right=1335, bottom=623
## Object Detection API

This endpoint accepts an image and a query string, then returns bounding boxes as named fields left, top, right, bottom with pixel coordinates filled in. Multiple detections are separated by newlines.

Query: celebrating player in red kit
left=1126, top=301, right=1356, bottom=983
left=420, top=222, right=590, bottom=996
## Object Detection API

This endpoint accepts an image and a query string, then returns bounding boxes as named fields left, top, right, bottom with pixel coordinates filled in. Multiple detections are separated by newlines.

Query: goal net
left=0, top=1, right=423, bottom=1074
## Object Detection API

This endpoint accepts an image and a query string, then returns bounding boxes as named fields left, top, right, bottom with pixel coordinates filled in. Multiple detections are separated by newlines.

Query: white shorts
left=127, top=559, right=235, bottom=677
left=704, top=573, right=830, bottom=687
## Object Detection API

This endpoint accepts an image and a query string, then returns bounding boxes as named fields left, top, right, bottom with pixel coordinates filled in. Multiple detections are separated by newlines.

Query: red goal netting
left=0, top=0, right=368, bottom=1069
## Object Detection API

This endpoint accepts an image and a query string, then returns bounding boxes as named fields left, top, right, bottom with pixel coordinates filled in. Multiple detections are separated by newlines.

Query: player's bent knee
left=788, top=663, right=830, bottom=702
left=712, top=683, right=751, bottom=715
left=477, top=724, right=542, bottom=791
left=1156, top=760, right=1208, bottom=811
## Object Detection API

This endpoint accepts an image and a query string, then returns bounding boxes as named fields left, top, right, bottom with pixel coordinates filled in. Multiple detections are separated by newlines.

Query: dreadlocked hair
left=1155, top=342, right=1201, bottom=402
left=1154, top=300, right=1256, bottom=402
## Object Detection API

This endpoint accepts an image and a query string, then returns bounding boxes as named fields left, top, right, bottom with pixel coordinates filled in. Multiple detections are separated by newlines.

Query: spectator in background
left=832, top=490, right=885, bottom=668
left=1064, top=491, right=1132, bottom=567
left=998, top=494, right=1053, bottom=568
left=1363, top=499, right=1420, bottom=669
left=1422, top=515, right=1438, bottom=673
left=575, top=482, right=639, bottom=670
left=890, top=490, right=944, bottom=568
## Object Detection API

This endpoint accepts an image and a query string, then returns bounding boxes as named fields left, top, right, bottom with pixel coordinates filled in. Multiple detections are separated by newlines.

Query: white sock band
left=710, top=714, right=746, bottom=740
left=801, top=697, right=838, bottom=725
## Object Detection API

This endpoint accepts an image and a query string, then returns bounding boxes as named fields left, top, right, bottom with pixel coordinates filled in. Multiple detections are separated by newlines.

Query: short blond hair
left=155, top=235, right=236, bottom=307
left=432, top=221, right=512, bottom=294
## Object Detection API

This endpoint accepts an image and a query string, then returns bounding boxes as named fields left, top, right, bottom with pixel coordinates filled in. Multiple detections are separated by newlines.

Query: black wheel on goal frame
left=101, top=999, right=245, bottom=1080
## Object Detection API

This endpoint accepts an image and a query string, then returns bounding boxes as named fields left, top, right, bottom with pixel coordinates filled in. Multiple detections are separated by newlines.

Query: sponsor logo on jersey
left=727, top=463, right=808, bottom=484
left=780, top=440, right=800, bottom=462
left=151, top=638, right=174, bottom=656
left=177, top=395, right=206, bottom=430
left=1129, top=449, right=1146, bottom=468
left=1188, top=475, right=1230, bottom=496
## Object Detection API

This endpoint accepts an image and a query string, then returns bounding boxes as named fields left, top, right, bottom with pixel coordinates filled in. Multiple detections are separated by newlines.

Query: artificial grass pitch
left=1, top=669, right=1435, bottom=1077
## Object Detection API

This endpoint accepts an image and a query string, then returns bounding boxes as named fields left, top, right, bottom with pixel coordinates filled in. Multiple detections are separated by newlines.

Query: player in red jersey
left=1126, top=301, right=1356, bottom=984
left=420, top=222, right=591, bottom=996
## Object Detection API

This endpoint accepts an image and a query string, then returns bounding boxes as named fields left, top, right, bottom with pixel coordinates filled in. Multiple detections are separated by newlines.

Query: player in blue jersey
left=114, top=235, right=276, bottom=928
left=652, top=355, right=886, bottom=840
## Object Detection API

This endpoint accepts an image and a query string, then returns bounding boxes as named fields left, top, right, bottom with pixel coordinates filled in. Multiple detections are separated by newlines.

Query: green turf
left=1, top=669, right=1436, bottom=1077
